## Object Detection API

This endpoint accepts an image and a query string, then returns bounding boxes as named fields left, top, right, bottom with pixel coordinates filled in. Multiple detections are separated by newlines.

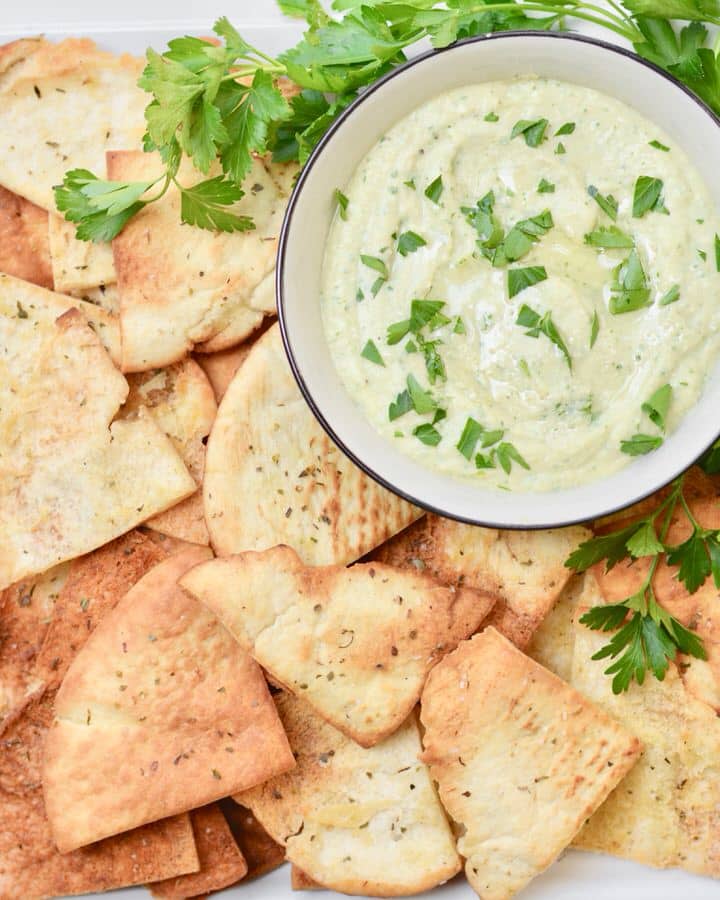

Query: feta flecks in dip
left=320, top=78, right=720, bottom=492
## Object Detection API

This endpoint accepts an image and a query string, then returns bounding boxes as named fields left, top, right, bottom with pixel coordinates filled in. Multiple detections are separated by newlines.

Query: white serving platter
left=2, top=2, right=719, bottom=898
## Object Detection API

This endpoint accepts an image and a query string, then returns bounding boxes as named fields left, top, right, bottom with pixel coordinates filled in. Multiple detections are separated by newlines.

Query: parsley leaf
left=715, top=233, right=720, bottom=271
left=516, top=302, right=571, bottom=368
left=178, top=176, right=254, bottom=232
left=388, top=389, right=412, bottom=421
left=584, top=226, right=635, bottom=249
left=510, top=117, right=549, bottom=147
left=555, top=121, right=576, bottom=135
left=409, top=299, right=446, bottom=331
left=537, top=178, right=555, bottom=193
left=413, top=422, right=442, bottom=446
left=406, top=373, right=436, bottom=415
left=361, top=339, right=385, bottom=366
left=659, top=284, right=680, bottom=305
left=360, top=254, right=388, bottom=278
left=484, top=111, right=499, bottom=122
left=334, top=187, right=349, bottom=219
left=508, top=266, right=548, bottom=299
left=649, top=139, right=670, bottom=151
left=609, top=249, right=651, bottom=314
left=495, top=441, right=530, bottom=473
left=456, top=417, right=484, bottom=459
left=397, top=230, right=427, bottom=256
left=633, top=175, right=669, bottom=216
left=620, top=433, right=664, bottom=455
left=424, top=175, right=443, bottom=204
left=590, top=310, right=600, bottom=348
left=641, top=383, right=672, bottom=430
left=587, top=185, right=618, bottom=220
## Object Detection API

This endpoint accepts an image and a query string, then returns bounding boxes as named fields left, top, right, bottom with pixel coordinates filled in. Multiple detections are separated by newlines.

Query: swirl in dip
left=320, top=78, right=720, bottom=491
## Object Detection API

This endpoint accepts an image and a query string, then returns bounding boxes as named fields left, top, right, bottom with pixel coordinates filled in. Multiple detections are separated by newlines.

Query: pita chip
left=47, top=213, right=116, bottom=294
left=195, top=318, right=275, bottom=403
left=571, top=573, right=720, bottom=877
left=124, top=360, right=217, bottom=545
left=0, top=185, right=53, bottom=288
left=420, top=628, right=641, bottom=900
left=66, top=281, right=120, bottom=314
left=0, top=37, right=146, bottom=212
left=182, top=545, right=494, bottom=746
left=238, top=692, right=461, bottom=896
left=204, top=325, right=420, bottom=564
left=220, top=801, right=285, bottom=881
left=42, top=546, right=295, bottom=852
left=0, top=283, right=197, bottom=589
left=0, top=691, right=199, bottom=900
left=108, top=151, right=293, bottom=372
left=374, top=515, right=589, bottom=648
left=291, top=867, right=322, bottom=891
left=525, top=575, right=586, bottom=683
left=0, top=563, right=69, bottom=734
left=149, top=804, right=248, bottom=900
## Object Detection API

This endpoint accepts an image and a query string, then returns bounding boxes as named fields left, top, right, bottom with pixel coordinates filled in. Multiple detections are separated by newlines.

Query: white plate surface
left=2, top=2, right=719, bottom=898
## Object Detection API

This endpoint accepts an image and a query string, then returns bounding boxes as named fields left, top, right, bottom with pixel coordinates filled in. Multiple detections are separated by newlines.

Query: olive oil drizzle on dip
left=320, top=78, right=720, bottom=492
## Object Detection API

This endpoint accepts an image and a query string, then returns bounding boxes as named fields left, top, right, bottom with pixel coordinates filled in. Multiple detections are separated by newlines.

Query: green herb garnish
left=537, top=178, right=555, bottom=193
left=516, top=303, right=571, bottom=368
left=484, top=111, right=499, bottom=122
left=649, top=139, right=670, bottom=151
left=360, top=339, right=385, bottom=366
left=388, top=389, right=412, bottom=421
left=424, top=175, right=443, bottom=204
left=397, top=230, right=427, bottom=256
left=609, top=249, right=651, bottom=314
left=507, top=266, right=548, bottom=299
left=620, top=433, right=664, bottom=455
left=590, top=310, right=599, bottom=348
left=641, top=383, right=672, bottom=430
left=334, top=188, right=349, bottom=220
left=555, top=121, right=575, bottom=135
left=584, top=226, right=634, bottom=249
left=715, top=234, right=720, bottom=271
left=659, top=284, right=680, bottom=306
left=632, top=176, right=668, bottom=217
left=555, top=142, right=566, bottom=155
left=510, top=118, right=548, bottom=147
left=587, top=185, right=618, bottom=221
left=413, top=422, right=442, bottom=445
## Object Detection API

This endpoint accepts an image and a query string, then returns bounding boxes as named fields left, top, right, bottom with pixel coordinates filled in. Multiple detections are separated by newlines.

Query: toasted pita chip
left=0, top=290, right=196, bottom=590
left=220, top=801, right=285, bottom=881
left=0, top=37, right=146, bottom=212
left=182, top=545, right=494, bottom=746
left=291, top=867, right=322, bottom=891
left=238, top=692, right=461, bottom=896
left=0, top=690, right=199, bottom=900
left=570, top=573, right=720, bottom=877
left=66, top=281, right=119, bottom=314
left=420, top=628, right=641, bottom=900
left=47, top=214, right=116, bottom=293
left=374, top=515, right=589, bottom=648
left=149, top=804, right=248, bottom=900
left=525, top=575, right=585, bottom=682
left=43, top=546, right=295, bottom=852
left=0, top=563, right=69, bottom=734
left=0, top=185, right=53, bottom=288
left=204, top=325, right=420, bottom=564
left=124, top=360, right=217, bottom=545
left=195, top=318, right=275, bottom=403
left=107, top=152, right=292, bottom=372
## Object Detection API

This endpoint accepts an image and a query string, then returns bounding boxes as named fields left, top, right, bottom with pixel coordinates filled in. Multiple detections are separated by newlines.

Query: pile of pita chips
left=420, top=628, right=642, bottom=900
left=42, top=546, right=295, bottom=851
left=204, top=324, right=421, bottom=564
left=238, top=691, right=462, bottom=895
left=375, top=515, right=589, bottom=648
left=182, top=545, right=494, bottom=746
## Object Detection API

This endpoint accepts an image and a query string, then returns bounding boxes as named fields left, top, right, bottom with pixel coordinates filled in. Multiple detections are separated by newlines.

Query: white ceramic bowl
left=277, top=31, right=720, bottom=528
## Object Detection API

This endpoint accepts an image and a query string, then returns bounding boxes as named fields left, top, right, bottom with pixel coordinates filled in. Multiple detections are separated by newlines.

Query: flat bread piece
left=0, top=563, right=69, bottom=734
left=66, top=281, right=120, bottom=314
left=195, top=318, right=275, bottom=403
left=0, top=691, right=199, bottom=900
left=525, top=575, right=585, bottom=682
left=43, top=546, right=295, bottom=852
left=0, top=185, right=53, bottom=288
left=47, top=213, right=116, bottom=293
left=182, top=545, right=494, bottom=746
left=149, top=804, right=248, bottom=900
left=292, top=866, right=322, bottom=890
left=108, top=151, right=293, bottom=371
left=124, top=360, right=217, bottom=545
left=204, top=324, right=420, bottom=564
left=420, top=628, right=641, bottom=900
left=238, top=692, right=461, bottom=896
left=220, top=801, right=285, bottom=881
left=374, top=515, right=589, bottom=648
left=0, top=37, right=146, bottom=212
left=570, top=574, right=720, bottom=877
left=0, top=287, right=196, bottom=590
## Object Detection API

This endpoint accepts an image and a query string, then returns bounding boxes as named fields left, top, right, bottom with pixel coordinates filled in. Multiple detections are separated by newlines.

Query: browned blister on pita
left=42, top=546, right=295, bottom=852
left=238, top=692, right=461, bottom=896
left=108, top=151, right=295, bottom=372
left=220, top=800, right=285, bottom=881
left=149, top=803, right=248, bottom=900
left=0, top=277, right=197, bottom=590
left=181, top=545, right=494, bottom=746
left=374, top=514, right=590, bottom=648
left=420, top=628, right=641, bottom=900
left=204, top=325, right=421, bottom=565
left=0, top=185, right=53, bottom=288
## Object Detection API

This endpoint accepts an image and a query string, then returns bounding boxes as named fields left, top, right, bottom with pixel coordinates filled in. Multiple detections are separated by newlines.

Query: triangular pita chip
left=195, top=317, right=275, bottom=403
left=0, top=285, right=197, bottom=589
left=124, top=360, right=217, bottom=545
left=420, top=628, right=641, bottom=900
left=66, top=281, right=119, bottom=314
left=47, top=213, right=116, bottom=293
left=237, top=692, right=461, bottom=895
left=43, top=546, right=295, bottom=852
left=182, top=545, right=494, bottom=746
left=0, top=185, right=53, bottom=288
left=108, top=151, right=292, bottom=372
left=220, top=801, right=285, bottom=881
left=149, top=803, right=248, bottom=900
left=291, top=866, right=322, bottom=890
left=374, top=515, right=589, bottom=648
left=525, top=574, right=585, bottom=683
left=0, top=37, right=146, bottom=211
left=204, top=324, right=421, bottom=564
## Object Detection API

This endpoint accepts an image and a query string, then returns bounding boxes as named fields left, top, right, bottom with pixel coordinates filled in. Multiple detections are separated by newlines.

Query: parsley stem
left=458, top=3, right=640, bottom=40
left=678, top=488, right=703, bottom=535
left=222, top=64, right=286, bottom=79
left=658, top=475, right=684, bottom=543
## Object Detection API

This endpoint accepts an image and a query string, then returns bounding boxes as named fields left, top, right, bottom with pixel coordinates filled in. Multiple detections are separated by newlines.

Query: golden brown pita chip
left=374, top=515, right=589, bottom=648
left=204, top=325, right=420, bottom=564
left=43, top=546, right=295, bottom=852
left=525, top=575, right=585, bottom=683
left=291, top=866, right=322, bottom=891
left=124, top=360, right=217, bottom=545
left=0, top=563, right=69, bottom=734
left=0, top=37, right=146, bottom=212
left=238, top=692, right=460, bottom=896
left=220, top=801, right=285, bottom=881
left=194, top=317, right=275, bottom=403
left=570, top=574, right=720, bottom=877
left=0, top=185, right=53, bottom=288
left=108, top=152, right=293, bottom=372
left=420, top=628, right=641, bottom=900
left=0, top=690, right=199, bottom=900
left=182, top=545, right=494, bottom=746
left=67, top=281, right=119, bottom=314
left=0, top=289, right=196, bottom=590
left=47, top=214, right=116, bottom=294
left=149, top=804, right=248, bottom=900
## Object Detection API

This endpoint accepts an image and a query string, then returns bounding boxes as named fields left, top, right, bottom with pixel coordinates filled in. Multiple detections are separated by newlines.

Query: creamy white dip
left=320, top=78, right=720, bottom=491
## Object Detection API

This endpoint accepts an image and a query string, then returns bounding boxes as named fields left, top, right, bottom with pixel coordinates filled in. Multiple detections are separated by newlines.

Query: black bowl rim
left=276, top=29, right=720, bottom=530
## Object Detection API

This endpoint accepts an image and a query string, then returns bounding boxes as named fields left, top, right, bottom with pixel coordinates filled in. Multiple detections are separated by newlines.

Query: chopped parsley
left=484, top=111, right=499, bottom=122
left=334, top=188, right=349, bottom=220
left=424, top=175, right=443, bottom=204
left=641, top=383, right=672, bottom=430
left=463, top=192, right=554, bottom=267
left=555, top=121, right=576, bottom=135
left=510, top=117, right=549, bottom=147
left=360, top=339, right=385, bottom=366
left=516, top=303, right=572, bottom=368
left=715, top=234, right=720, bottom=271
left=403, top=178, right=416, bottom=189
left=537, top=178, right=555, bottom=193
left=406, top=373, right=436, bottom=414
left=632, top=176, right=668, bottom=217
left=649, top=139, right=670, bottom=151
left=590, top=310, right=600, bottom=348
left=413, top=422, right=442, bottom=446
left=620, top=433, right=664, bottom=455
left=659, top=284, right=680, bottom=306
left=456, top=417, right=484, bottom=459
left=507, top=265, right=548, bottom=299
left=555, top=142, right=566, bottom=155
left=388, top=389, right=412, bottom=421
left=453, top=316, right=466, bottom=334
left=587, top=185, right=618, bottom=220
left=584, top=225, right=634, bottom=249
left=609, top=249, right=651, bottom=314
left=397, top=230, right=427, bottom=256
left=698, top=248, right=708, bottom=261
left=360, top=254, right=388, bottom=277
